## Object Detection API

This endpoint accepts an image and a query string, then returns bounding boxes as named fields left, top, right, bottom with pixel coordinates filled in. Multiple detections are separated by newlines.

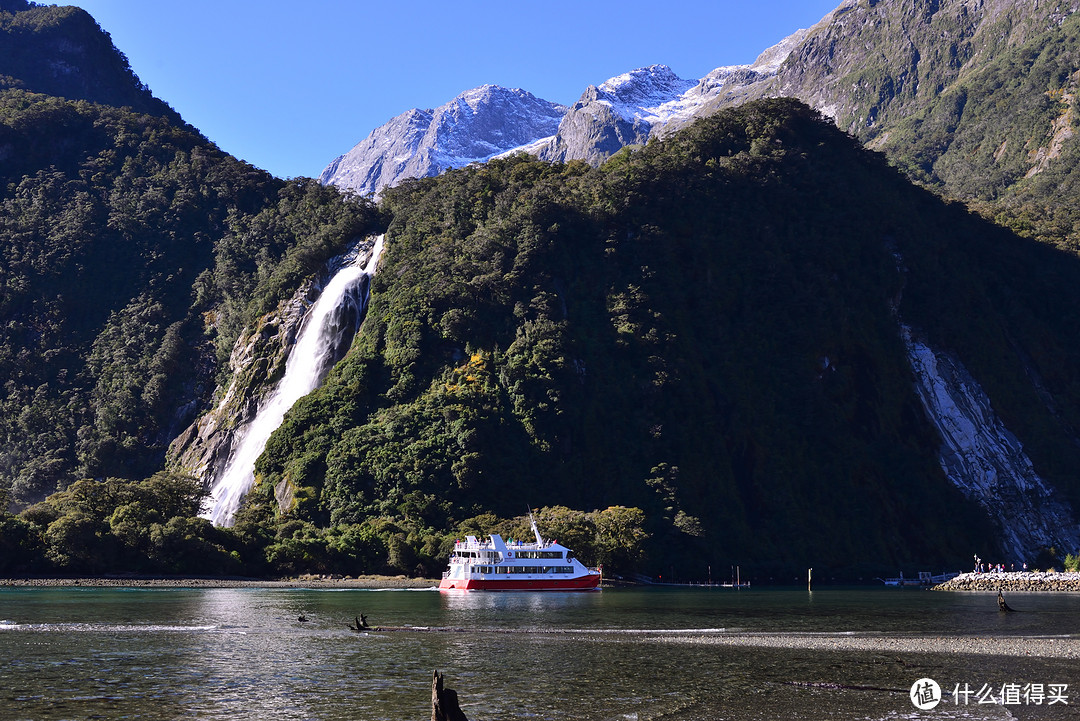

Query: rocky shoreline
left=932, top=571, right=1080, bottom=592
left=0, top=574, right=439, bottom=589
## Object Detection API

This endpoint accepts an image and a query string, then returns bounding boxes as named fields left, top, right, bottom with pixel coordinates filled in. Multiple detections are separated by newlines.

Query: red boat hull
left=439, top=573, right=600, bottom=591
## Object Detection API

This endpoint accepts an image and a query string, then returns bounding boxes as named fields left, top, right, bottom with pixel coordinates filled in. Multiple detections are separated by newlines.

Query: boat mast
left=528, top=507, right=544, bottom=546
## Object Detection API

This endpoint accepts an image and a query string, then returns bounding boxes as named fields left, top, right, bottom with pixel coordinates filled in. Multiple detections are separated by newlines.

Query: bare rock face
left=166, top=241, right=370, bottom=491
left=537, top=85, right=653, bottom=165
left=537, top=65, right=692, bottom=164
left=319, top=108, right=434, bottom=198
left=903, top=325, right=1080, bottom=562
left=166, top=294, right=309, bottom=488
left=320, top=85, right=565, bottom=197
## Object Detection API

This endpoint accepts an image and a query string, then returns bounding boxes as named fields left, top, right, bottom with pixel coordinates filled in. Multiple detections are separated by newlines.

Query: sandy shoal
left=660, top=632, right=1080, bottom=658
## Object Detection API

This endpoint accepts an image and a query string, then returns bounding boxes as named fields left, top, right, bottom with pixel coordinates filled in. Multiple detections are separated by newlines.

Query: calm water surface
left=1, top=586, right=1078, bottom=720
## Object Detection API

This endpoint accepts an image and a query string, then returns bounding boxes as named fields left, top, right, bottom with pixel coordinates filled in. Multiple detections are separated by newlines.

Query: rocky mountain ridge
left=322, top=0, right=1080, bottom=221
left=320, top=30, right=810, bottom=192
left=319, top=85, right=565, bottom=197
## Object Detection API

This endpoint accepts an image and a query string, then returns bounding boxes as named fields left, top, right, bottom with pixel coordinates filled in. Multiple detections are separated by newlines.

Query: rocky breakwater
left=933, top=571, right=1080, bottom=592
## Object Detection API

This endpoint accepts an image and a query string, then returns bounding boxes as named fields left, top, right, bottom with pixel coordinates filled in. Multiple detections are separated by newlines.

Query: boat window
left=491, top=565, right=580, bottom=575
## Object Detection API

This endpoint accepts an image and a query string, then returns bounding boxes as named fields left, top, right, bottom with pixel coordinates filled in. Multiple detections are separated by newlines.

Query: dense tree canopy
left=241, top=99, right=1080, bottom=577
left=0, top=88, right=382, bottom=504
left=5, top=0, right=1080, bottom=580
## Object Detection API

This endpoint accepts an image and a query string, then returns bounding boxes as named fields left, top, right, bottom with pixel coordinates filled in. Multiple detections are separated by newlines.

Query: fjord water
left=2, top=586, right=1077, bottom=720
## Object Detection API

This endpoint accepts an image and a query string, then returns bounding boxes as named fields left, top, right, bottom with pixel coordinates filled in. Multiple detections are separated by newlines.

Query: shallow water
left=1, top=586, right=1077, bottom=720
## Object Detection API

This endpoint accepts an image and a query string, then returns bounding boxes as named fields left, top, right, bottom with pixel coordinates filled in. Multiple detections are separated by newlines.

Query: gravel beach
left=663, top=632, right=1080, bottom=658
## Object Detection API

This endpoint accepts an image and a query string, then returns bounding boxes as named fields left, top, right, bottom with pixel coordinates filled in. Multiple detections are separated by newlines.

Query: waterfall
left=901, top=324, right=1080, bottom=560
left=202, top=234, right=385, bottom=527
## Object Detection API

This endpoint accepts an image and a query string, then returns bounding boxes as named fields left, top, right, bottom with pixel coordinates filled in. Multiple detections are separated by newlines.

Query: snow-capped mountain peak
left=320, top=26, right=810, bottom=191
left=320, top=85, right=565, bottom=197
left=595, top=64, right=697, bottom=106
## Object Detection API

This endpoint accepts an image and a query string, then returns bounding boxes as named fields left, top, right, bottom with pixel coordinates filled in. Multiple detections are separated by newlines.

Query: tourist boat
left=439, top=514, right=601, bottom=591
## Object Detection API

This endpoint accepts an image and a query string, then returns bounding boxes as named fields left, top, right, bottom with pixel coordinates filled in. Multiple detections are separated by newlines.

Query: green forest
left=872, top=7, right=1080, bottom=254
left=4, top=0, right=1080, bottom=582
left=244, top=99, right=1080, bottom=580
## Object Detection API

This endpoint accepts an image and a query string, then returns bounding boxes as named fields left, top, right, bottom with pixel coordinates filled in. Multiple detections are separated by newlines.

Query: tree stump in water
left=431, top=670, right=468, bottom=721
left=998, top=589, right=1015, bottom=612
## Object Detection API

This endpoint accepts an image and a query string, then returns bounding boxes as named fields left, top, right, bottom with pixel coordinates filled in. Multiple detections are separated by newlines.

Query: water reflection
left=2, top=587, right=1078, bottom=720
left=440, top=587, right=603, bottom=625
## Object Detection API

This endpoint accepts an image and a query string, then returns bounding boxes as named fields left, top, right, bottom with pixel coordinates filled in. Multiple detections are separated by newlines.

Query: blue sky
left=65, top=1, right=842, bottom=180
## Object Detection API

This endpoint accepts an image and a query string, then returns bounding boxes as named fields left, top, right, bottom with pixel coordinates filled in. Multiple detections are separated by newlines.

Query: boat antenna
left=528, top=506, right=544, bottom=546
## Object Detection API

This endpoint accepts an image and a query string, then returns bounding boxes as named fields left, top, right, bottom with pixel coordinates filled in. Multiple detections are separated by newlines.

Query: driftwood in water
left=431, top=670, right=468, bottom=721
left=998, top=589, right=1016, bottom=612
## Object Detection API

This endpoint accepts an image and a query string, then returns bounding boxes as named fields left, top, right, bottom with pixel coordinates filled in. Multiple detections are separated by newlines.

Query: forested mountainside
left=763, top=0, right=1080, bottom=253
left=603, top=0, right=1080, bottom=253
left=252, top=99, right=1080, bottom=576
left=0, top=87, right=380, bottom=503
left=0, top=2, right=382, bottom=570
left=3, top=1, right=1080, bottom=580
left=0, top=0, right=180, bottom=121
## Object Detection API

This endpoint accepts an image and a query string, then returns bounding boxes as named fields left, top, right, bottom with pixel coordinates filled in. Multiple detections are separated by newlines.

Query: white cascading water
left=203, top=234, right=385, bottom=526
left=901, top=324, right=1080, bottom=560
left=888, top=246, right=1079, bottom=559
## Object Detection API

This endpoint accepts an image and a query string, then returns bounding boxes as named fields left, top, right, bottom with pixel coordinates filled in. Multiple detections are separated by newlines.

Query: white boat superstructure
left=439, top=514, right=601, bottom=591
